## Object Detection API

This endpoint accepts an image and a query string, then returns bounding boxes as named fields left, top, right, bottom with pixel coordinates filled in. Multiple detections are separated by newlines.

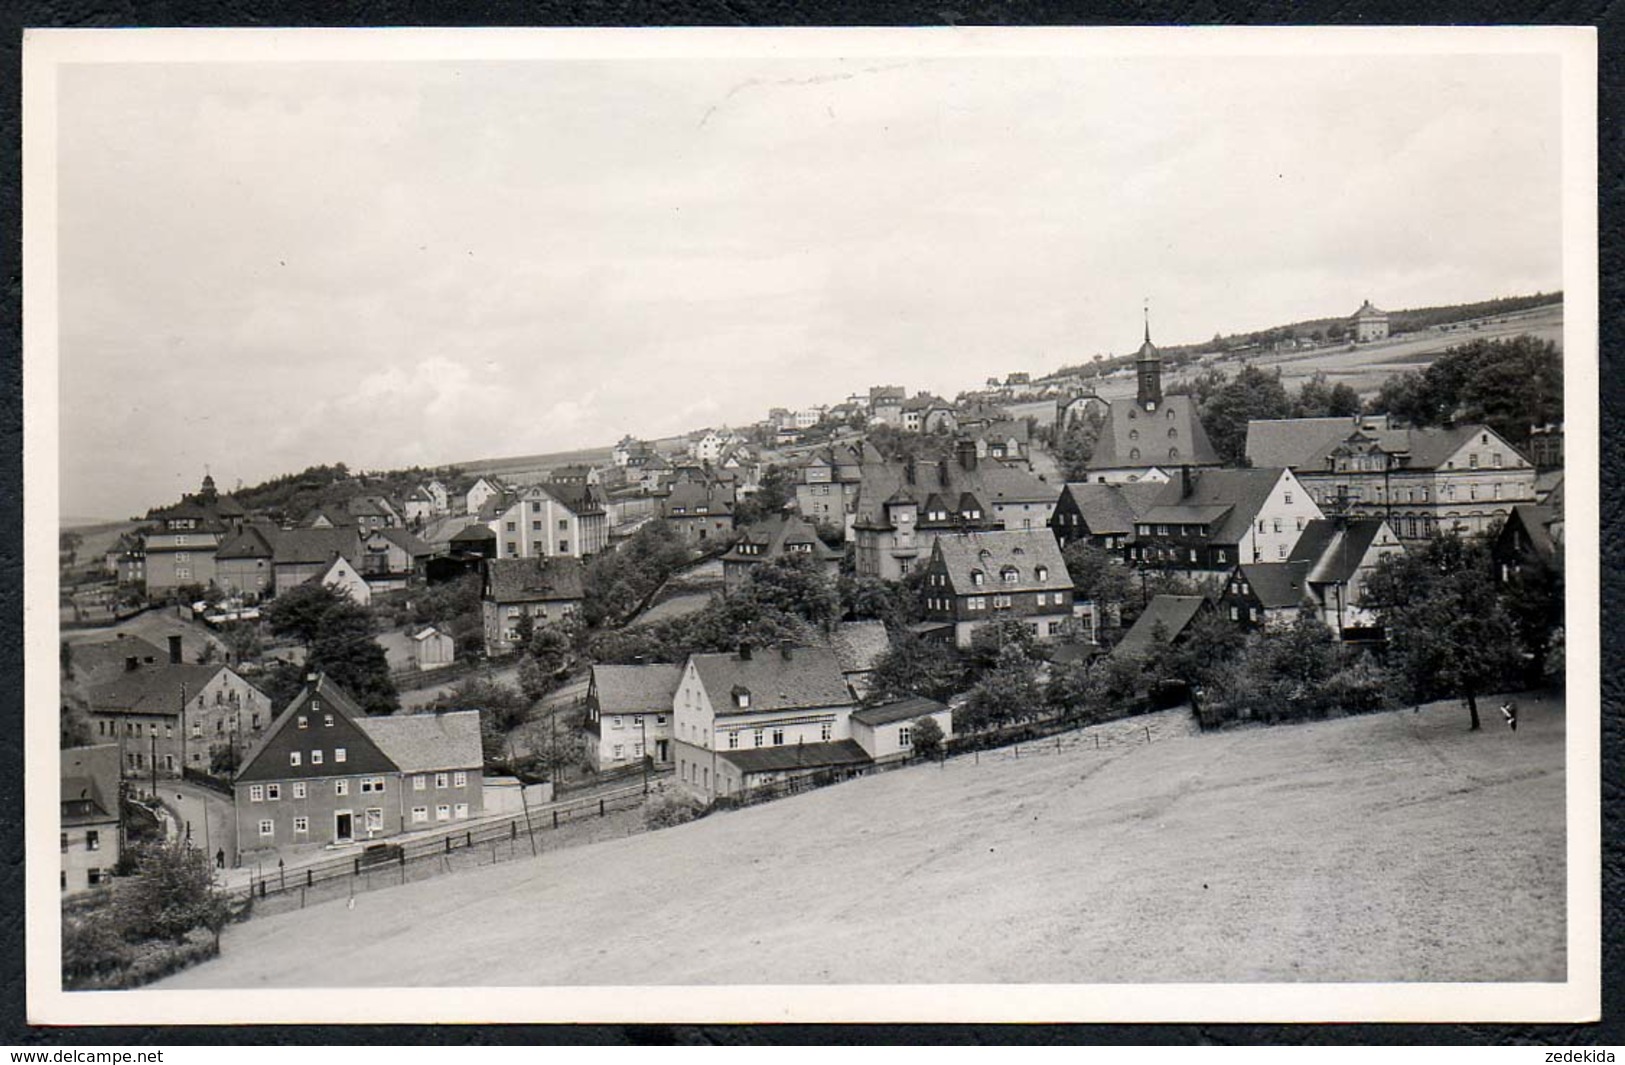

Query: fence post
left=300, top=887, right=306, bottom=909
left=510, top=822, right=517, bottom=841
left=466, top=831, right=472, bottom=848
left=599, top=798, right=605, bottom=817
left=1014, top=744, right=1019, bottom=759
left=553, top=810, right=559, bottom=829
left=445, top=837, right=452, bottom=854
left=353, top=857, right=360, bottom=876
left=1056, top=736, right=1061, bottom=753
left=307, top=869, right=313, bottom=887
left=1145, top=726, right=1152, bottom=744
left=257, top=880, right=265, bottom=899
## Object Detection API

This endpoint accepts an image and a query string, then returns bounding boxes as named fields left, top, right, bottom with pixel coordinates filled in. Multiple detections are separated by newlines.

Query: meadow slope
left=161, top=696, right=1565, bottom=988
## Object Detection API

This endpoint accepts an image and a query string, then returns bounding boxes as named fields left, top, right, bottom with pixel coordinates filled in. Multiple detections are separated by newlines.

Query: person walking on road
left=1500, top=700, right=1518, bottom=732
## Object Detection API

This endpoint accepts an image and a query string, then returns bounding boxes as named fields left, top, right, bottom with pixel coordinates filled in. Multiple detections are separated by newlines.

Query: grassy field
left=161, top=693, right=1565, bottom=989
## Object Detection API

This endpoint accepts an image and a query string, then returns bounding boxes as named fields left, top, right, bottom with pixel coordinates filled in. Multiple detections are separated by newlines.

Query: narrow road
left=160, top=779, right=238, bottom=871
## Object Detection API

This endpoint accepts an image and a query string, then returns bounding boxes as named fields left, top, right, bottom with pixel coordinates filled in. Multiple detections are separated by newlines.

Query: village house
left=359, top=527, right=433, bottom=595
left=793, top=440, right=878, bottom=529
left=403, top=486, right=438, bottom=524
left=214, top=522, right=281, bottom=600
left=920, top=400, right=960, bottom=435
left=480, top=556, right=586, bottom=656
left=272, top=528, right=365, bottom=597
left=1492, top=503, right=1563, bottom=585
left=721, top=514, right=843, bottom=593
left=304, top=505, right=354, bottom=530
left=1048, top=481, right=1166, bottom=552
left=584, top=663, right=682, bottom=770
left=1244, top=417, right=1537, bottom=541
left=1350, top=299, right=1390, bottom=342
left=1220, top=562, right=1310, bottom=631
left=1084, top=325, right=1222, bottom=484
left=484, top=482, right=608, bottom=561
left=463, top=476, right=508, bottom=516
left=657, top=481, right=736, bottom=545
left=849, top=696, right=953, bottom=764
left=672, top=644, right=864, bottom=801
left=232, top=676, right=484, bottom=857
left=970, top=420, right=1032, bottom=463
left=316, top=555, right=371, bottom=607
left=868, top=385, right=906, bottom=427
left=1127, top=466, right=1325, bottom=573
left=114, top=534, right=146, bottom=587
left=850, top=442, right=1059, bottom=581
left=345, top=495, right=400, bottom=531
left=918, top=529, right=1073, bottom=648
left=61, top=745, right=121, bottom=895
left=1111, top=594, right=1215, bottom=662
left=140, top=474, right=247, bottom=596
left=85, top=661, right=274, bottom=780
left=62, top=633, right=167, bottom=698
left=826, top=619, right=892, bottom=702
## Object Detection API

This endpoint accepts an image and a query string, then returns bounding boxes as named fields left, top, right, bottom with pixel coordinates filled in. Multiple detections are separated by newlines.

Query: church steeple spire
left=1135, top=300, right=1162, bottom=410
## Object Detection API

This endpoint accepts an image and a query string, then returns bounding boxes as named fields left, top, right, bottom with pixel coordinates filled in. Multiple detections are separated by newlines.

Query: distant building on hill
left=1350, top=299, right=1390, bottom=342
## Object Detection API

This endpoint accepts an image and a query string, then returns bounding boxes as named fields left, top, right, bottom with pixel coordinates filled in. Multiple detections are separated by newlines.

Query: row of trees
left=1370, top=335, right=1563, bottom=449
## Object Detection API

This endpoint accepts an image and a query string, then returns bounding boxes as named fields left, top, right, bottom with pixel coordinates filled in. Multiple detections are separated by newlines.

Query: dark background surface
left=0, top=0, right=1618, bottom=1047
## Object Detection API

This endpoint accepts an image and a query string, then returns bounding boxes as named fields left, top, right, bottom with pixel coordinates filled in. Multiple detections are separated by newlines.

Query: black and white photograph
left=24, top=26, right=1599, bottom=1025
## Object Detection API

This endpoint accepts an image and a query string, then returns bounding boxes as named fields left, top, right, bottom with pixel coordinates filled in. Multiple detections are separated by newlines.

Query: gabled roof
left=1056, top=482, right=1166, bottom=536
left=217, top=523, right=281, bottom=560
left=691, top=646, right=853, bottom=714
left=721, top=515, right=841, bottom=565
left=1245, top=417, right=1370, bottom=470
left=1113, top=594, right=1210, bottom=658
left=1142, top=468, right=1292, bottom=545
left=1500, top=505, right=1559, bottom=565
left=346, top=496, right=392, bottom=518
left=370, top=527, right=433, bottom=557
left=235, top=675, right=397, bottom=784
left=448, top=523, right=496, bottom=543
left=660, top=481, right=734, bottom=518
left=358, top=711, right=483, bottom=774
left=930, top=529, right=1068, bottom=595
left=716, top=738, right=871, bottom=774
left=272, top=527, right=362, bottom=566
left=1086, top=393, right=1221, bottom=470
left=827, top=620, right=891, bottom=676
left=853, top=458, right=1055, bottom=526
left=851, top=695, right=948, bottom=727
left=67, top=636, right=166, bottom=680
left=591, top=663, right=684, bottom=714
left=534, top=482, right=606, bottom=516
left=61, top=745, right=120, bottom=827
left=1236, top=562, right=1311, bottom=610
left=1290, top=518, right=1394, bottom=584
left=87, top=664, right=230, bottom=715
left=484, top=557, right=586, bottom=604
left=1351, top=299, right=1388, bottom=319
left=305, top=505, right=356, bottom=528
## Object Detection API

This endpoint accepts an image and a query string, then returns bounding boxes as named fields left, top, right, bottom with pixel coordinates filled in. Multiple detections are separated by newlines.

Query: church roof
left=1086, top=394, right=1221, bottom=470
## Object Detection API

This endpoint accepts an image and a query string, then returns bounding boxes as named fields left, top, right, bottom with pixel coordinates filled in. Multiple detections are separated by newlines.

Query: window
left=312, top=750, right=323, bottom=765
left=455, top=803, right=469, bottom=819
left=362, top=777, right=386, bottom=794
left=60, top=832, right=68, bottom=853
left=993, top=594, right=1012, bottom=609
left=772, top=728, right=786, bottom=746
left=1272, top=518, right=1281, bottom=533
left=454, top=771, right=467, bottom=788
left=435, top=772, right=449, bottom=789
left=728, top=731, right=739, bottom=749
left=1284, top=491, right=1293, bottom=504
left=85, top=830, right=100, bottom=852
left=266, top=784, right=281, bottom=801
left=1278, top=544, right=1287, bottom=559
left=559, top=540, right=569, bottom=553
left=334, top=780, right=349, bottom=796
left=1493, top=453, right=1503, bottom=467
left=1470, top=454, right=1479, bottom=469
left=612, top=716, right=622, bottom=728
left=1230, top=606, right=1239, bottom=620
left=1129, top=448, right=1140, bottom=461
left=754, top=730, right=764, bottom=748
left=412, top=806, right=428, bottom=824
left=558, top=519, right=569, bottom=530
left=970, top=570, right=984, bottom=586
left=613, top=744, right=624, bottom=759
left=335, top=748, right=347, bottom=763
left=1035, top=565, right=1048, bottom=582
left=506, top=521, right=516, bottom=532
left=293, top=817, right=309, bottom=834
left=324, top=714, right=334, bottom=728
left=899, top=726, right=912, bottom=747
left=532, top=520, right=542, bottom=532
left=289, top=752, right=301, bottom=767
left=436, top=804, right=451, bottom=821
left=297, top=716, right=308, bottom=730
left=249, top=784, right=264, bottom=803
left=293, top=782, right=306, bottom=799
left=258, top=820, right=274, bottom=838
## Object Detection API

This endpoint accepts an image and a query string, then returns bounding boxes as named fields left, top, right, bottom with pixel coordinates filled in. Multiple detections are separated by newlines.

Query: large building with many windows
left=61, top=745, right=120, bottom=895
left=918, top=529, right=1073, bottom=647
left=232, top=676, right=483, bottom=860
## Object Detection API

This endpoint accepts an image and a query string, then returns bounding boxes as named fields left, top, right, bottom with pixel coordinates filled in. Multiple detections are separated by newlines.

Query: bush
left=644, top=791, right=706, bottom=830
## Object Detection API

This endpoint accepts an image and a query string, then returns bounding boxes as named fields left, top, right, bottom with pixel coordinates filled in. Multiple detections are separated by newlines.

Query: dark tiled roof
left=1086, top=393, right=1220, bottom=470
left=68, top=636, right=166, bottom=679
left=234, top=675, right=397, bottom=784
left=721, top=515, right=841, bottom=565
left=273, top=528, right=362, bottom=566
left=373, top=527, right=433, bottom=557
left=660, top=482, right=734, bottom=518
left=1057, top=482, right=1168, bottom=536
left=61, top=745, right=120, bottom=826
left=717, top=738, right=872, bottom=774
left=1501, top=505, right=1558, bottom=565
left=537, top=482, right=606, bottom=516
left=87, top=664, right=228, bottom=715
left=931, top=529, right=1068, bottom=594
left=484, top=557, right=586, bottom=604
left=591, top=664, right=684, bottom=714
left=1352, top=299, right=1388, bottom=319
left=853, top=458, right=1054, bottom=526
left=1145, top=468, right=1290, bottom=546
left=851, top=695, right=948, bottom=727
left=449, top=523, right=497, bottom=543
left=1237, top=562, right=1311, bottom=610
left=1244, top=417, right=1365, bottom=469
left=358, top=711, right=483, bottom=773
left=1113, top=595, right=1210, bottom=658
left=827, top=620, right=891, bottom=675
left=691, top=646, right=852, bottom=714
left=217, top=524, right=280, bottom=560
left=1291, top=518, right=1393, bottom=584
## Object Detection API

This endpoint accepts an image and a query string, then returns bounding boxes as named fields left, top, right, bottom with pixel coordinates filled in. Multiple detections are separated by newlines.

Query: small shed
left=850, top=695, right=953, bottom=762
left=410, top=626, right=456, bottom=671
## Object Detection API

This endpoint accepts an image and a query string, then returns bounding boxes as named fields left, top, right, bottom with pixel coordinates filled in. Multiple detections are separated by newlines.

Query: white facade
left=465, top=477, right=503, bottom=516
left=487, top=486, right=606, bottom=560
left=321, top=555, right=372, bottom=606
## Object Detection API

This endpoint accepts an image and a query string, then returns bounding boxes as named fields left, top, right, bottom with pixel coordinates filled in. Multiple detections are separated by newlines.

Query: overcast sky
left=53, top=45, right=1565, bottom=520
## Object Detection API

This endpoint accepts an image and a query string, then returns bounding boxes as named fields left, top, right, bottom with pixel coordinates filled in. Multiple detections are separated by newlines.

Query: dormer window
left=1001, top=566, right=1019, bottom=583
left=1035, top=565, right=1048, bottom=582
left=970, top=570, right=985, bottom=587
left=733, top=686, right=751, bottom=710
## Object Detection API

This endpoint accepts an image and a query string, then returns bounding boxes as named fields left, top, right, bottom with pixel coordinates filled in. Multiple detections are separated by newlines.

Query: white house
left=319, top=555, right=371, bottom=607
left=848, top=696, right=953, bottom=763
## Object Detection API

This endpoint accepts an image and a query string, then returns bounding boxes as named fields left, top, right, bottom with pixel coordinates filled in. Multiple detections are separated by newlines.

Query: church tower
left=1135, top=310, right=1162, bottom=410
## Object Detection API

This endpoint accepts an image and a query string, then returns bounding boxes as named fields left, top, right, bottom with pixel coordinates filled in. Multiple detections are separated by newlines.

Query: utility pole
left=150, top=728, right=157, bottom=800
left=179, top=682, right=188, bottom=778
left=640, top=716, right=649, bottom=795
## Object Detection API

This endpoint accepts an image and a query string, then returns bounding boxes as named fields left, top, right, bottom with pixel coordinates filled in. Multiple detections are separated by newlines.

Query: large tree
left=1371, top=335, right=1562, bottom=447
left=1054, top=408, right=1108, bottom=481
left=864, top=632, right=966, bottom=706
left=1363, top=533, right=1523, bottom=729
left=1293, top=372, right=1362, bottom=419
left=432, top=675, right=532, bottom=766
left=263, top=583, right=398, bottom=714
left=1197, top=365, right=1293, bottom=466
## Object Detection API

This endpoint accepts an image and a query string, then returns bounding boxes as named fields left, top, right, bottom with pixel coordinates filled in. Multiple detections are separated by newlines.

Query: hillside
left=161, top=695, right=1565, bottom=990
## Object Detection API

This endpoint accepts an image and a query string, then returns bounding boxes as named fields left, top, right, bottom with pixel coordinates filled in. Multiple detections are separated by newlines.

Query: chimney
left=1181, top=465, right=1194, bottom=500
left=125, top=656, right=139, bottom=673
left=904, top=457, right=916, bottom=486
left=167, top=635, right=183, bottom=665
left=956, top=437, right=978, bottom=472
left=738, top=642, right=752, bottom=661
